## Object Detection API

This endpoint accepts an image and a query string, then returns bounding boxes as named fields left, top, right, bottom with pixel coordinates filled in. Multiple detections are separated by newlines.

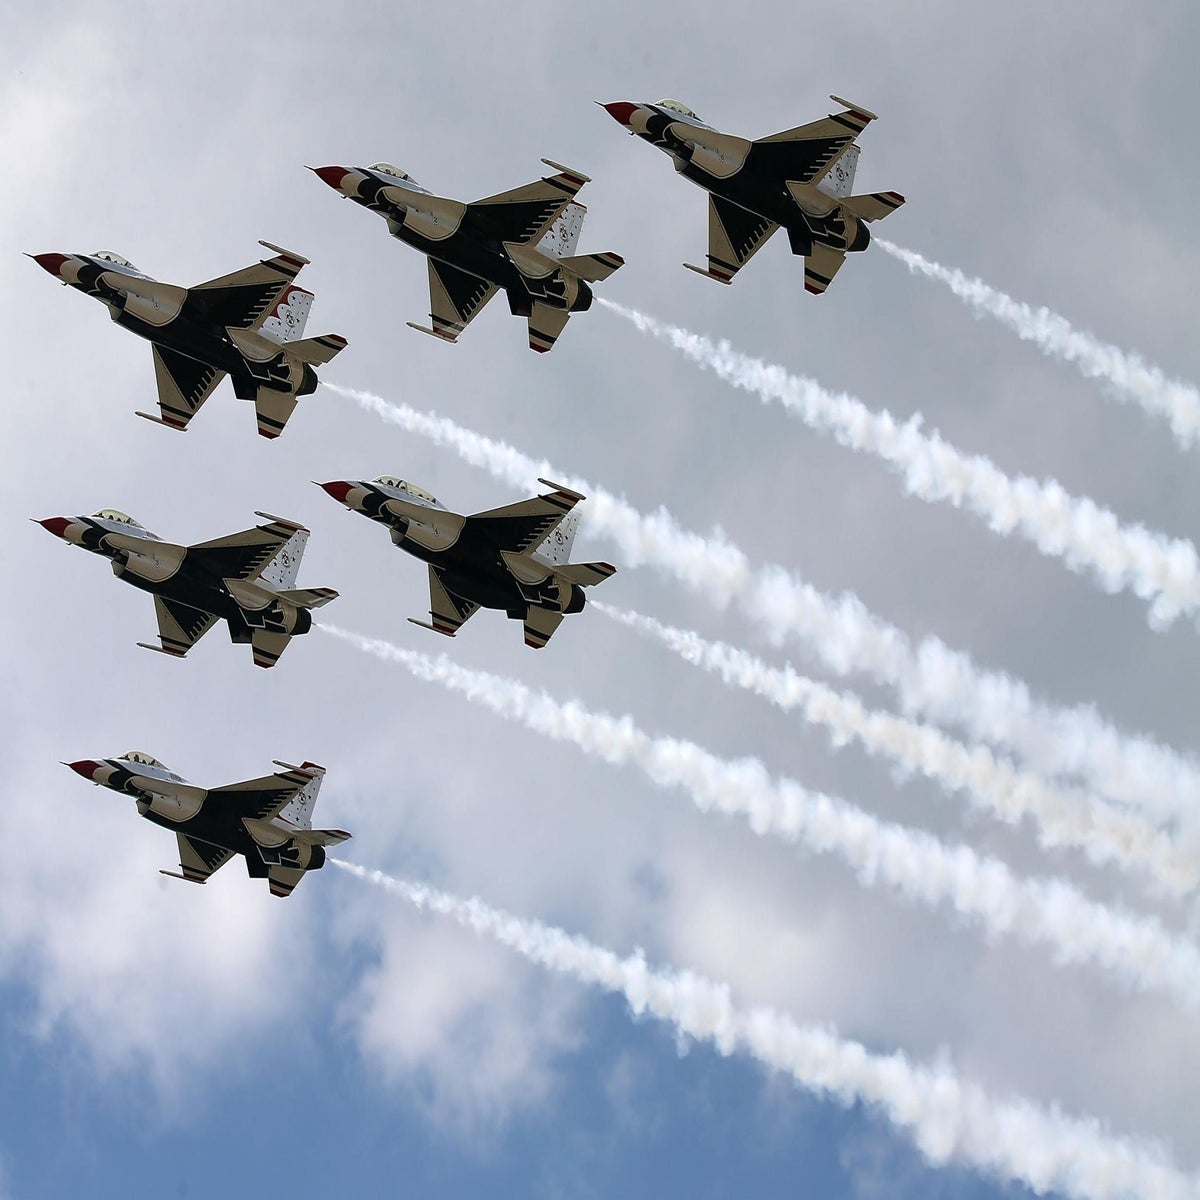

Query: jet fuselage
left=65, top=256, right=316, bottom=401
left=328, top=169, right=593, bottom=316
left=68, top=755, right=327, bottom=883
left=355, top=485, right=583, bottom=617
left=613, top=102, right=870, bottom=256
left=46, top=514, right=312, bottom=644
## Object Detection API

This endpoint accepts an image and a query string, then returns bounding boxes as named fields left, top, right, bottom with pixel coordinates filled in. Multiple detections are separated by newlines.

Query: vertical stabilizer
left=259, top=285, right=314, bottom=344
left=258, top=528, right=309, bottom=588
left=534, top=511, right=579, bottom=565
left=276, top=763, right=326, bottom=829
left=816, top=143, right=860, bottom=199
left=536, top=201, right=586, bottom=259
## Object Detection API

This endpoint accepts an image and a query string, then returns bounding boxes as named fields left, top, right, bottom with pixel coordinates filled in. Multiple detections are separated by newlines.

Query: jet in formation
left=30, top=242, right=347, bottom=438
left=318, top=476, right=615, bottom=648
left=312, top=160, right=623, bottom=352
left=65, top=754, right=349, bottom=897
left=37, top=509, right=336, bottom=668
left=601, top=96, right=904, bottom=293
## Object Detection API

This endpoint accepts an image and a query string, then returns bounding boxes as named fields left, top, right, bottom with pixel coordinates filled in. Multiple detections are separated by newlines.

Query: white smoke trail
left=591, top=601, right=1196, bottom=890
left=877, top=238, right=1200, bottom=449
left=334, top=858, right=1197, bottom=1200
left=320, top=622, right=1200, bottom=1006
left=598, top=298, right=1200, bottom=630
left=324, top=380, right=1200, bottom=827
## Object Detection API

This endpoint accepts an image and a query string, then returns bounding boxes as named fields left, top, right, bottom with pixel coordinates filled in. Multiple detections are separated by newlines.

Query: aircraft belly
left=425, top=243, right=522, bottom=293
left=118, top=314, right=245, bottom=376
left=704, top=177, right=795, bottom=229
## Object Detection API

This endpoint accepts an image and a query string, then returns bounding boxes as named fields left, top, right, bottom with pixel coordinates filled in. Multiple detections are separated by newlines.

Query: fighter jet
left=29, top=242, right=347, bottom=437
left=601, top=96, right=904, bottom=293
left=318, top=476, right=615, bottom=648
left=36, top=508, right=336, bottom=668
left=65, top=753, right=349, bottom=897
left=311, top=160, right=623, bottom=352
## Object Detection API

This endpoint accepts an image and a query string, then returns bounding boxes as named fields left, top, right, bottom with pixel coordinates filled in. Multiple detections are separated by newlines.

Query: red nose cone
left=602, top=102, right=638, bottom=127
left=319, top=480, right=354, bottom=504
left=32, top=252, right=70, bottom=277
left=38, top=517, right=73, bottom=539
left=313, top=165, right=350, bottom=191
left=66, top=759, right=102, bottom=780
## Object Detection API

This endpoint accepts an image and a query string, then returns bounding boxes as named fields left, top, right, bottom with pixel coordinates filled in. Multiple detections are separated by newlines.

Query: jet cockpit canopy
left=373, top=477, right=438, bottom=505
left=657, top=99, right=702, bottom=121
left=119, top=751, right=180, bottom=780
left=92, top=509, right=145, bottom=528
left=92, top=250, right=139, bottom=270
left=370, top=163, right=416, bottom=183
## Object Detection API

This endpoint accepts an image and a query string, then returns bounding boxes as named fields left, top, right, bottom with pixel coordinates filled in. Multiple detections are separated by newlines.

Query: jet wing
left=747, top=101, right=874, bottom=185
left=143, top=595, right=219, bottom=658
left=468, top=482, right=581, bottom=553
left=187, top=514, right=306, bottom=583
left=207, top=764, right=322, bottom=821
left=523, top=606, right=564, bottom=649
left=188, top=243, right=309, bottom=332
left=408, top=567, right=480, bottom=638
left=147, top=345, right=225, bottom=430
left=467, top=161, right=589, bottom=247
left=803, top=242, right=848, bottom=295
left=168, top=834, right=235, bottom=885
left=685, top=196, right=778, bottom=285
left=409, top=259, right=498, bottom=343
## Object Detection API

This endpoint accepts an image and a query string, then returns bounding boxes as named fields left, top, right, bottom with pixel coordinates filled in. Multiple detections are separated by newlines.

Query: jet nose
left=312, top=165, right=351, bottom=191
left=65, top=759, right=102, bottom=780
left=601, top=101, right=639, bottom=127
left=37, top=516, right=75, bottom=540
left=30, top=252, right=70, bottom=277
left=317, top=480, right=355, bottom=504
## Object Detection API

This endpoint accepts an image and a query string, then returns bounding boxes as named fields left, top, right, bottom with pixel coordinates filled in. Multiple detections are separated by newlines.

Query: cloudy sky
left=2, top=3, right=1198, bottom=1196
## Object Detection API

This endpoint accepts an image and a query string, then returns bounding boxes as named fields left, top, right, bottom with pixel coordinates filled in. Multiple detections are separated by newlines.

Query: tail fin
left=258, top=528, right=309, bottom=589
left=536, top=201, right=586, bottom=258
left=556, top=251, right=625, bottom=282
left=816, top=143, right=860, bottom=200
left=273, top=761, right=326, bottom=829
left=534, top=511, right=580, bottom=565
left=841, top=190, right=906, bottom=222
left=259, top=285, right=315, bottom=344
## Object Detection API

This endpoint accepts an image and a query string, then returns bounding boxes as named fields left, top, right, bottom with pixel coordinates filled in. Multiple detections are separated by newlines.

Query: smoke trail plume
left=877, top=239, right=1200, bottom=449
left=324, top=381, right=1200, bottom=827
left=321, top=623, right=1200, bottom=1005
left=592, top=602, right=1194, bottom=890
left=334, top=859, right=1197, bottom=1200
left=599, top=299, right=1200, bottom=629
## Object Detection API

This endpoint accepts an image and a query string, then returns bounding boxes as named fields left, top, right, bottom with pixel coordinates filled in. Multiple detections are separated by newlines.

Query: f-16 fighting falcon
left=29, top=242, right=347, bottom=437
left=65, top=754, right=350, bottom=897
left=36, top=509, right=336, bottom=668
left=311, top=160, right=623, bottom=352
left=318, top=476, right=615, bottom=648
left=601, top=96, right=904, bottom=293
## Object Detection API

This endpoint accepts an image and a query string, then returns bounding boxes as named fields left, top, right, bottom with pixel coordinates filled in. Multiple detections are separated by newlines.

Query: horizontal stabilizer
left=523, top=606, right=564, bottom=649
left=556, top=251, right=624, bottom=282
left=528, top=303, right=570, bottom=353
left=276, top=586, right=339, bottom=609
left=555, top=561, right=617, bottom=587
left=284, top=332, right=348, bottom=366
left=537, top=478, right=585, bottom=503
left=841, top=191, right=906, bottom=222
